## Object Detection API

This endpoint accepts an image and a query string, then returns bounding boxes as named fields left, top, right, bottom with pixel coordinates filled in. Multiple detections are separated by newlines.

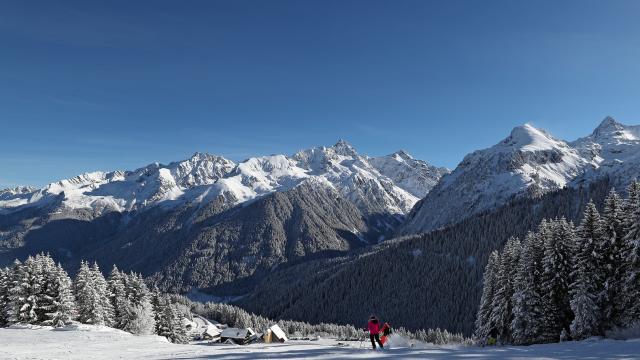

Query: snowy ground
left=1, top=325, right=639, bottom=360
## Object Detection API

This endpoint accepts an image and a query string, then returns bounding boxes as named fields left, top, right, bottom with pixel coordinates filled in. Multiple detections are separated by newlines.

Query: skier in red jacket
left=367, top=315, right=384, bottom=350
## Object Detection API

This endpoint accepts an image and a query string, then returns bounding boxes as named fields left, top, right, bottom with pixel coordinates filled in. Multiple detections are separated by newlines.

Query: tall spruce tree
left=91, top=262, right=114, bottom=326
left=540, top=219, right=574, bottom=342
left=570, top=202, right=603, bottom=338
left=152, top=292, right=188, bottom=344
left=511, top=231, right=545, bottom=345
left=38, top=255, right=76, bottom=327
left=474, top=251, right=500, bottom=343
left=622, top=180, right=640, bottom=325
left=6, top=256, right=44, bottom=324
left=107, top=265, right=130, bottom=330
left=601, top=190, right=627, bottom=328
left=0, top=267, right=9, bottom=326
left=122, top=272, right=155, bottom=335
left=490, top=237, right=521, bottom=343
left=75, top=261, right=112, bottom=325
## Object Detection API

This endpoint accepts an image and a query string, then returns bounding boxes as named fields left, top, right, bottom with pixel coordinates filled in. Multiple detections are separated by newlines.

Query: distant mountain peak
left=500, top=123, right=562, bottom=152
left=331, top=139, right=358, bottom=156
left=592, top=116, right=625, bottom=137
left=391, top=150, right=413, bottom=161
left=187, top=152, right=232, bottom=163
left=0, top=186, right=36, bottom=198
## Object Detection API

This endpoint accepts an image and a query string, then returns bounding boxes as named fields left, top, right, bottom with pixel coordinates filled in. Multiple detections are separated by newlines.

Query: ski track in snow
left=1, top=326, right=639, bottom=360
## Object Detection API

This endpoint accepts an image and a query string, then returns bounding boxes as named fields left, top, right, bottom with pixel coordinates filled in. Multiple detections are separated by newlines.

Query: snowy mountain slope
left=2, top=324, right=639, bottom=360
left=369, top=150, right=449, bottom=199
left=571, top=116, right=640, bottom=187
left=401, top=123, right=588, bottom=234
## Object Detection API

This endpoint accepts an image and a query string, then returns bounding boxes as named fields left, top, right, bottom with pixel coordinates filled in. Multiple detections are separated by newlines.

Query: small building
left=220, top=327, right=257, bottom=345
left=263, top=324, right=289, bottom=343
left=202, top=324, right=222, bottom=341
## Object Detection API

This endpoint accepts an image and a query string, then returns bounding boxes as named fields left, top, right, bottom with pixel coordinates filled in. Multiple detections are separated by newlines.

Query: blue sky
left=2, top=0, right=640, bottom=188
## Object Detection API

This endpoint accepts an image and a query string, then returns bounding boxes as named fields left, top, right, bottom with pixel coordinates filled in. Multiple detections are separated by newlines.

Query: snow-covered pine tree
left=107, top=265, right=130, bottom=330
left=122, top=272, right=155, bottom=335
left=622, top=181, right=640, bottom=326
left=5, top=256, right=44, bottom=324
left=152, top=293, right=188, bottom=344
left=570, top=202, right=603, bottom=339
left=35, top=254, right=59, bottom=323
left=74, top=261, right=94, bottom=324
left=91, top=262, right=114, bottom=326
left=601, top=189, right=627, bottom=328
left=0, top=267, right=9, bottom=326
left=511, top=231, right=545, bottom=345
left=540, top=219, right=574, bottom=342
left=75, top=261, right=111, bottom=325
left=490, top=237, right=521, bottom=343
left=3, top=260, right=22, bottom=324
left=151, top=290, right=164, bottom=334
left=41, top=261, right=76, bottom=327
left=474, top=251, right=500, bottom=343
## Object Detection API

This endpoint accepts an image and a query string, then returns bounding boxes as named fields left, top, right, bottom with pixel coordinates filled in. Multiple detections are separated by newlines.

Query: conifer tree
left=43, top=262, right=76, bottom=326
left=107, top=265, right=130, bottom=330
left=540, top=219, right=574, bottom=342
left=92, top=262, right=114, bottom=326
left=601, top=190, right=627, bottom=328
left=622, top=180, right=640, bottom=325
left=152, top=292, right=188, bottom=343
left=511, top=231, right=545, bottom=345
left=75, top=261, right=112, bottom=325
left=570, top=202, right=603, bottom=338
left=490, top=237, right=520, bottom=343
left=122, top=272, right=155, bottom=335
left=6, top=256, right=43, bottom=324
left=474, top=251, right=500, bottom=343
left=36, top=255, right=76, bottom=327
left=0, top=267, right=9, bottom=326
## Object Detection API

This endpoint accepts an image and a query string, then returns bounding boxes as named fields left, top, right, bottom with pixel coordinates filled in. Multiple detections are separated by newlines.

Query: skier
left=367, top=315, right=384, bottom=350
left=379, top=322, right=392, bottom=345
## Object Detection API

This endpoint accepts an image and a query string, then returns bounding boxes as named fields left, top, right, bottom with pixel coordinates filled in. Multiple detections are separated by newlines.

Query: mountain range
left=1, top=116, right=639, bottom=333
left=0, top=141, right=447, bottom=290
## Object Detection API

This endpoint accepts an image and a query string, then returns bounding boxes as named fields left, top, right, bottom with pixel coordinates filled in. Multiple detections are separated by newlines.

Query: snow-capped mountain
left=0, top=141, right=447, bottom=231
left=401, top=117, right=640, bottom=234
left=570, top=116, right=640, bottom=186
left=369, top=150, right=449, bottom=199
left=0, top=154, right=236, bottom=215
left=0, top=141, right=447, bottom=291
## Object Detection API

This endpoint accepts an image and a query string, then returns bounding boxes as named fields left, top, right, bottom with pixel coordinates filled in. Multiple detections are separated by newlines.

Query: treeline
left=176, top=296, right=470, bottom=345
left=0, top=254, right=188, bottom=344
left=475, top=183, right=640, bottom=345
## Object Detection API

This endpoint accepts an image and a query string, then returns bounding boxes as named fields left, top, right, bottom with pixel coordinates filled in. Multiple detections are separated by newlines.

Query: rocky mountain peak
left=331, top=139, right=358, bottom=157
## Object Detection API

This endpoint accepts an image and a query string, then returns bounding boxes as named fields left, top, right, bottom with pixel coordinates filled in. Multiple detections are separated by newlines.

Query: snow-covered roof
left=221, top=328, right=251, bottom=339
left=203, top=324, right=221, bottom=338
left=269, top=324, right=288, bottom=341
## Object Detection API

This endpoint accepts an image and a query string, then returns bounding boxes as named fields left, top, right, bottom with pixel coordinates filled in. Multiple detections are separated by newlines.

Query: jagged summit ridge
left=0, top=142, right=447, bottom=227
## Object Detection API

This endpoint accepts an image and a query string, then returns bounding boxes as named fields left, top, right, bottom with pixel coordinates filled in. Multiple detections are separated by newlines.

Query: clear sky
left=2, top=0, right=640, bottom=188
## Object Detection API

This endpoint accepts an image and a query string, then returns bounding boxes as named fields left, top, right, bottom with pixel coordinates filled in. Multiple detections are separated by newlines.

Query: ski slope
left=1, top=324, right=639, bottom=359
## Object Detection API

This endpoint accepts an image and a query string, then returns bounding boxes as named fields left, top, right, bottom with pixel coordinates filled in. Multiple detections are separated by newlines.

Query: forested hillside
left=235, top=177, right=615, bottom=335
left=475, top=183, right=640, bottom=344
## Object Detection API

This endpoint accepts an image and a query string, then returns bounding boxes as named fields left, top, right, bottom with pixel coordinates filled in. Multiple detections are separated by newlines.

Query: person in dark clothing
left=367, top=315, right=384, bottom=350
